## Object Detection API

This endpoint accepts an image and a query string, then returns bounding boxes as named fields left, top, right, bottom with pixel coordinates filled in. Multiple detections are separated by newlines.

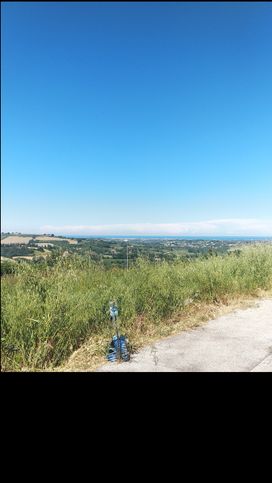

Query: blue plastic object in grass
left=106, top=335, right=130, bottom=362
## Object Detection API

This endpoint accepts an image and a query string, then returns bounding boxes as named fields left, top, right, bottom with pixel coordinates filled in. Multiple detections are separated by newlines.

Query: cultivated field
left=35, top=236, right=77, bottom=244
left=1, top=236, right=33, bottom=245
left=1, top=235, right=78, bottom=245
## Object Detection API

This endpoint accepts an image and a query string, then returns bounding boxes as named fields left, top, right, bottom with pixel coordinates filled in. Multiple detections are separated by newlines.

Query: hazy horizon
left=2, top=217, right=272, bottom=237
left=2, top=231, right=272, bottom=241
left=2, top=218, right=272, bottom=239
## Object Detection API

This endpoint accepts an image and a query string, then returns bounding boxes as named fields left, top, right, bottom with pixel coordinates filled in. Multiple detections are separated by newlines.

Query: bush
left=1, top=259, right=17, bottom=276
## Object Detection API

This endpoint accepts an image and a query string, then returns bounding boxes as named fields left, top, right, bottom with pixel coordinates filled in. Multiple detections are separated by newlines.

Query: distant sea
left=62, top=235, right=272, bottom=241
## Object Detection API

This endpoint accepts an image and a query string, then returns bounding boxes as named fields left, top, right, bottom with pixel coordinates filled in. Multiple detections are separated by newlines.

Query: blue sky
left=2, top=2, right=272, bottom=236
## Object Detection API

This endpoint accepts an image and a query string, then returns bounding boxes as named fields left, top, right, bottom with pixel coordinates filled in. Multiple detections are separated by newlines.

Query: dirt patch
left=13, top=256, right=34, bottom=260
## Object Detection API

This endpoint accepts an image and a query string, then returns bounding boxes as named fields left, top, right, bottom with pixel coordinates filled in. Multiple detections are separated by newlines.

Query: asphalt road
left=96, top=299, right=272, bottom=372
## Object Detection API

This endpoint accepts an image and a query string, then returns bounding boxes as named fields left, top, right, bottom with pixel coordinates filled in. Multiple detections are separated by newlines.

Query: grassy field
left=1, top=244, right=272, bottom=371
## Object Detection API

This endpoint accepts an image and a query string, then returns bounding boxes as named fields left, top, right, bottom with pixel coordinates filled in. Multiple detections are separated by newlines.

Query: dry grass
left=57, top=291, right=269, bottom=372
left=1, top=235, right=77, bottom=245
left=1, top=236, right=33, bottom=245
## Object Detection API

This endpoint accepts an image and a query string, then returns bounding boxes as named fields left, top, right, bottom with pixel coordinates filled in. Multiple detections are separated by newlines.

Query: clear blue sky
left=2, top=2, right=272, bottom=235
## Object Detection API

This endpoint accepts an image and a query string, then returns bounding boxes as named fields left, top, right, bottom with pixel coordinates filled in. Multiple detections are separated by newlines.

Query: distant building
left=36, top=243, right=54, bottom=248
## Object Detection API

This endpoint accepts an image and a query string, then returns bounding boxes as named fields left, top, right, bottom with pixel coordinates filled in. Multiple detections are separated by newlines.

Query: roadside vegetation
left=1, top=244, right=272, bottom=371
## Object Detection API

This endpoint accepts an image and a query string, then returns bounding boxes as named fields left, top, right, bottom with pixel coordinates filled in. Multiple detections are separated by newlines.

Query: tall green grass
left=1, top=244, right=272, bottom=371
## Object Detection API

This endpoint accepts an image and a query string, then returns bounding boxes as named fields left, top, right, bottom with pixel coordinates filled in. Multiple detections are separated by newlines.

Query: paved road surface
left=96, top=299, right=272, bottom=372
